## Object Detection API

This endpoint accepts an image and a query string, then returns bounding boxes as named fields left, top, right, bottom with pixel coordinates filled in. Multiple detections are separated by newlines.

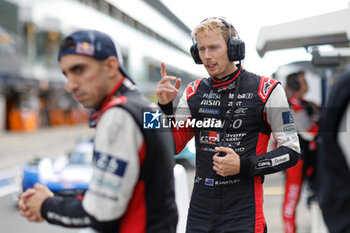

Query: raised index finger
left=160, top=62, right=167, bottom=78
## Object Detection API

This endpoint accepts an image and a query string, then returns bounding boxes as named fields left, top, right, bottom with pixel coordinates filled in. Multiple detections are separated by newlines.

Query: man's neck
left=212, top=64, right=240, bottom=82
left=293, top=91, right=304, bottom=99
left=215, top=63, right=237, bottom=79
left=96, top=76, right=125, bottom=111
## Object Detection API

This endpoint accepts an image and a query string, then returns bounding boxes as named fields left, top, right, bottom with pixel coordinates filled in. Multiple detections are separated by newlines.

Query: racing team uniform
left=160, top=66, right=300, bottom=233
left=40, top=77, right=178, bottom=233
left=282, top=95, right=319, bottom=233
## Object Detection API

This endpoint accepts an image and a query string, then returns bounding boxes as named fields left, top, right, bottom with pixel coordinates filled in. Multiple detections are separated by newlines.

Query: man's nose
left=66, top=77, right=79, bottom=93
left=203, top=49, right=212, bottom=60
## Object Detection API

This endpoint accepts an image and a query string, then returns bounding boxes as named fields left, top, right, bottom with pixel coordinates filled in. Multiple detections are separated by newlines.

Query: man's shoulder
left=100, top=93, right=153, bottom=117
left=101, top=92, right=154, bottom=127
left=241, top=69, right=275, bottom=83
left=97, top=107, right=137, bottom=137
left=185, top=77, right=207, bottom=99
left=239, top=69, right=280, bottom=101
left=240, top=69, right=260, bottom=79
left=100, top=106, right=133, bottom=121
left=257, top=76, right=280, bottom=102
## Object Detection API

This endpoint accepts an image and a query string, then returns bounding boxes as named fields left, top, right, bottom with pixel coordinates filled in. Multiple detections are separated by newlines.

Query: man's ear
left=104, top=56, right=120, bottom=79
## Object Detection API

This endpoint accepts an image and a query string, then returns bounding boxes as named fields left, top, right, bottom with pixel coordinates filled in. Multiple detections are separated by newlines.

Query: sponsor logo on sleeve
left=271, top=154, right=290, bottom=166
left=284, top=126, right=297, bottom=134
left=91, top=176, right=122, bottom=191
left=282, top=111, right=295, bottom=124
left=94, top=152, right=128, bottom=177
left=47, top=212, right=91, bottom=226
left=256, top=154, right=290, bottom=169
left=256, top=160, right=272, bottom=169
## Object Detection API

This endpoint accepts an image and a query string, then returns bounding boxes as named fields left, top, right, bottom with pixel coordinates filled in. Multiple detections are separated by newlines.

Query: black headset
left=190, top=17, right=245, bottom=64
left=286, top=72, right=301, bottom=91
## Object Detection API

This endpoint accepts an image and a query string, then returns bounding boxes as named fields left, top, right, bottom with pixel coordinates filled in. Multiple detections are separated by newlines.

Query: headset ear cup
left=227, top=37, right=245, bottom=61
left=190, top=43, right=203, bottom=64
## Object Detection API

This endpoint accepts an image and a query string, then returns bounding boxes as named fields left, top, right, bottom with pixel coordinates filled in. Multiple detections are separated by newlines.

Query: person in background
left=18, top=30, right=178, bottom=233
left=283, top=71, right=320, bottom=233
left=156, top=17, right=300, bottom=233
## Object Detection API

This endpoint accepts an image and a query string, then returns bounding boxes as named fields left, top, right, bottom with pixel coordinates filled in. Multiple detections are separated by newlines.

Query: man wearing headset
left=156, top=17, right=300, bottom=233
left=283, top=71, right=320, bottom=233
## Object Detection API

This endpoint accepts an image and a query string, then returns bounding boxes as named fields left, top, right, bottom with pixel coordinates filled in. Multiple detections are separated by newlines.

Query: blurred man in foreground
left=18, top=30, right=178, bottom=233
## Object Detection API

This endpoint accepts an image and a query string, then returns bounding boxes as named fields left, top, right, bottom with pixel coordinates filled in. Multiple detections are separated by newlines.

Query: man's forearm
left=240, top=146, right=300, bottom=177
left=41, top=196, right=119, bottom=232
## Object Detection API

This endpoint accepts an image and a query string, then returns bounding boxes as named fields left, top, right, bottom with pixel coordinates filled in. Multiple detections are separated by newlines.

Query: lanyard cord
left=219, top=75, right=241, bottom=147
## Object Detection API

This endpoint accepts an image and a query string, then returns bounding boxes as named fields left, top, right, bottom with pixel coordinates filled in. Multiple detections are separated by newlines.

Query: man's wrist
left=40, top=197, right=55, bottom=220
left=239, top=157, right=250, bottom=176
left=158, top=102, right=173, bottom=115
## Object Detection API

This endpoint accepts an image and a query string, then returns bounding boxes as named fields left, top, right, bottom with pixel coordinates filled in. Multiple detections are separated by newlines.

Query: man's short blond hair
left=191, top=17, right=236, bottom=43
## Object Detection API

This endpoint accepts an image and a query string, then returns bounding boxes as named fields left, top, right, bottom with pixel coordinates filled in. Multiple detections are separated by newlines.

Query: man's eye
left=74, top=66, right=83, bottom=74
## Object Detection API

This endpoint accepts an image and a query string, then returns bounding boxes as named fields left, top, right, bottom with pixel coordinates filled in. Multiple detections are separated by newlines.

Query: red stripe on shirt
left=172, top=118, right=195, bottom=154
left=119, top=180, right=146, bottom=233
left=120, top=140, right=147, bottom=232
left=254, top=132, right=270, bottom=232
left=212, top=68, right=241, bottom=87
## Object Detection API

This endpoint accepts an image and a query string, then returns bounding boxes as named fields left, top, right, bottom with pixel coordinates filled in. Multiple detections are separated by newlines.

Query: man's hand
left=18, top=183, right=54, bottom=222
left=213, top=147, right=241, bottom=177
left=156, top=62, right=181, bottom=105
left=18, top=188, right=38, bottom=221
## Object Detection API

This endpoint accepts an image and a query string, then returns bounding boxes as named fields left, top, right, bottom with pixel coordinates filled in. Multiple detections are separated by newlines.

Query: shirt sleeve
left=40, top=108, right=142, bottom=231
left=266, top=85, right=300, bottom=154
left=240, top=84, right=300, bottom=176
left=83, top=107, right=143, bottom=221
left=41, top=195, right=120, bottom=231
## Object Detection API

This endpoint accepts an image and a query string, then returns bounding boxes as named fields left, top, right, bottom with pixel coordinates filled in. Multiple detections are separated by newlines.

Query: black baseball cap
left=58, top=30, right=135, bottom=84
